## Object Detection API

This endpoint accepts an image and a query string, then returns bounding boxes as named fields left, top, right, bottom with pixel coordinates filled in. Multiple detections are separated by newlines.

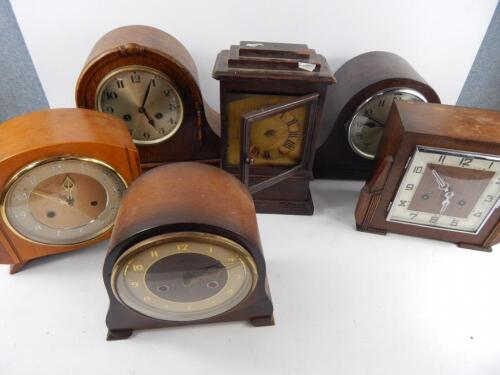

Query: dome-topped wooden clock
left=103, top=162, right=274, bottom=340
left=0, top=109, right=141, bottom=273
left=314, top=51, right=440, bottom=180
left=76, top=25, right=219, bottom=171
left=213, top=41, right=335, bottom=215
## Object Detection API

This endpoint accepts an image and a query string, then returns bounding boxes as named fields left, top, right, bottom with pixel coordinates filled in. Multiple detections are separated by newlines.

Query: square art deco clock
left=355, top=102, right=500, bottom=251
left=104, top=162, right=273, bottom=340
left=0, top=109, right=141, bottom=274
left=76, top=25, right=220, bottom=171
left=314, top=51, right=440, bottom=180
left=213, top=41, right=335, bottom=215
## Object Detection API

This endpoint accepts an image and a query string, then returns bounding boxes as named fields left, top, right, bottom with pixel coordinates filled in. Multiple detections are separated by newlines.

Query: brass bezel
left=95, top=64, right=185, bottom=145
left=111, top=231, right=259, bottom=322
left=0, top=156, right=128, bottom=247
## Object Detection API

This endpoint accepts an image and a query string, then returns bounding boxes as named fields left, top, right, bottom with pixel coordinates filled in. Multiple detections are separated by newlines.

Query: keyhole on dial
left=90, top=201, right=98, bottom=207
left=264, top=129, right=277, bottom=137
left=421, top=194, right=430, bottom=200
left=157, top=285, right=170, bottom=293
left=46, top=210, right=56, bottom=218
left=207, top=281, right=220, bottom=289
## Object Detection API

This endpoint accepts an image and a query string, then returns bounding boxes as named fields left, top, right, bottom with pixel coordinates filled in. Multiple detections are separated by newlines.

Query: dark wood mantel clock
left=213, top=41, right=335, bottom=215
left=103, top=162, right=274, bottom=340
left=355, top=102, right=500, bottom=251
left=0, top=109, right=141, bottom=274
left=314, top=51, right=440, bottom=180
left=76, top=25, right=220, bottom=171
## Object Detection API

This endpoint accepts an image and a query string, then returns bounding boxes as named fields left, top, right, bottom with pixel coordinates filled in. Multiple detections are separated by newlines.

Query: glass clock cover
left=2, top=158, right=126, bottom=245
left=226, top=94, right=308, bottom=166
left=112, top=232, right=258, bottom=321
left=348, top=88, right=426, bottom=159
left=96, top=65, right=184, bottom=144
left=387, top=147, right=500, bottom=233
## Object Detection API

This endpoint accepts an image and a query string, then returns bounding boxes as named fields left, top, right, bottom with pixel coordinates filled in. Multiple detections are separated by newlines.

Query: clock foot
left=254, top=191, right=314, bottom=215
left=250, top=315, right=275, bottom=327
left=10, top=262, right=28, bottom=274
left=457, top=243, right=493, bottom=252
left=355, top=225, right=387, bottom=236
left=107, top=329, right=133, bottom=341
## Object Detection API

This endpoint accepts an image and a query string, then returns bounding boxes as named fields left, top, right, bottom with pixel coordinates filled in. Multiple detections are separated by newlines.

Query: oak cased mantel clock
left=76, top=25, right=220, bottom=171
left=213, top=41, right=335, bottom=215
left=104, top=162, right=274, bottom=340
left=0, top=109, right=141, bottom=274
left=314, top=51, right=440, bottom=180
left=355, top=102, right=500, bottom=251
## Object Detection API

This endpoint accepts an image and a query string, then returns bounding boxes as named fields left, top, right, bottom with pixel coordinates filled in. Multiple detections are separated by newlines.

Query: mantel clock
left=104, top=162, right=274, bottom=340
left=76, top=25, right=220, bottom=171
left=213, top=41, right=335, bottom=215
left=355, top=102, right=499, bottom=251
left=0, top=109, right=141, bottom=273
left=314, top=51, right=440, bottom=179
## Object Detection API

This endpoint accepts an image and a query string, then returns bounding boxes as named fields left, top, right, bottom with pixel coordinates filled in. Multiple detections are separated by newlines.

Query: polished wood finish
left=213, top=41, right=335, bottom=215
left=104, top=162, right=274, bottom=339
left=314, top=51, right=440, bottom=180
left=355, top=102, right=500, bottom=250
left=76, top=25, right=220, bottom=170
left=0, top=109, right=141, bottom=273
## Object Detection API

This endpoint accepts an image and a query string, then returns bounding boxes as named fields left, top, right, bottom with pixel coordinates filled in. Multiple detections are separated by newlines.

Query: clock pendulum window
left=75, top=25, right=220, bottom=172
left=212, top=41, right=335, bottom=215
left=103, top=162, right=274, bottom=340
left=355, top=102, right=500, bottom=251
left=0, top=109, right=141, bottom=274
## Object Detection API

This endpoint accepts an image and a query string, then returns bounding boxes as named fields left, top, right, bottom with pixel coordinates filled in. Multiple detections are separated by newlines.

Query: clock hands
left=359, top=115, right=384, bottom=129
left=62, top=175, right=75, bottom=206
left=431, top=169, right=454, bottom=215
left=138, top=79, right=157, bottom=128
left=31, top=190, right=68, bottom=205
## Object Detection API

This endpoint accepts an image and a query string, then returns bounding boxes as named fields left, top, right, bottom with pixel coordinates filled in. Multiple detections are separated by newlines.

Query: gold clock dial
left=348, top=88, right=426, bottom=159
left=2, top=158, right=126, bottom=245
left=111, top=232, right=258, bottom=321
left=226, top=94, right=306, bottom=166
left=96, top=65, right=184, bottom=145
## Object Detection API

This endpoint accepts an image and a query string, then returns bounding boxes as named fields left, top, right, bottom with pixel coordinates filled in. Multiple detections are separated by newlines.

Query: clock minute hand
left=431, top=169, right=449, bottom=192
left=140, top=79, right=154, bottom=109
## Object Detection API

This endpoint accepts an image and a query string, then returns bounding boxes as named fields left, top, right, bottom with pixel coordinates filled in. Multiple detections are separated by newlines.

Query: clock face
left=387, top=147, right=500, bottom=233
left=2, top=158, right=126, bottom=245
left=111, top=232, right=257, bottom=321
left=226, top=94, right=307, bottom=166
left=96, top=65, right=184, bottom=145
left=348, top=88, right=426, bottom=159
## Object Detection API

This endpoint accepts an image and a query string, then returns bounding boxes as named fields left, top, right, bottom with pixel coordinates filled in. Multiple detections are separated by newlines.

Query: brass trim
left=0, top=156, right=128, bottom=247
left=95, top=64, right=184, bottom=145
left=111, top=231, right=258, bottom=321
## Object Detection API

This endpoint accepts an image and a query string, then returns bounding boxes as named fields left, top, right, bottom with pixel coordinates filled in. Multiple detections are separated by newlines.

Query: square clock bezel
left=386, top=145, right=500, bottom=235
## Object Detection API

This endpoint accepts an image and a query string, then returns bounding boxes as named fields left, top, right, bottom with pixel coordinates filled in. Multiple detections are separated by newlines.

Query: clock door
left=239, top=93, right=319, bottom=193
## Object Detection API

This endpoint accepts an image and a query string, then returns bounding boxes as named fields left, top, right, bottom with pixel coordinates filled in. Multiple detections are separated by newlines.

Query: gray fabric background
left=457, top=2, right=499, bottom=110
left=0, top=0, right=48, bottom=123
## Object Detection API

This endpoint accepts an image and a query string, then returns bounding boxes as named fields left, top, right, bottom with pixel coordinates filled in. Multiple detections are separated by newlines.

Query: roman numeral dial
left=226, top=94, right=306, bottom=166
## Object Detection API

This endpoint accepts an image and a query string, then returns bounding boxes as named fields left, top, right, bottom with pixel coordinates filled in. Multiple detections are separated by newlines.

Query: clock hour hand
left=359, top=115, right=384, bottom=129
left=432, top=169, right=455, bottom=215
left=62, top=175, right=75, bottom=205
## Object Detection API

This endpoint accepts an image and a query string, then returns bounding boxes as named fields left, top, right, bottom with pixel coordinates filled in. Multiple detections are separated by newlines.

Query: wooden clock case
left=314, top=51, right=440, bottom=180
left=103, top=162, right=274, bottom=340
left=355, top=102, right=500, bottom=251
left=76, top=25, right=220, bottom=171
left=0, top=109, right=141, bottom=273
left=213, top=41, right=335, bottom=215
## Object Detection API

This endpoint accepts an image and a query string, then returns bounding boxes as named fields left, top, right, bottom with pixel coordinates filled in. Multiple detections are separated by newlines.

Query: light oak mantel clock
left=0, top=109, right=141, bottom=273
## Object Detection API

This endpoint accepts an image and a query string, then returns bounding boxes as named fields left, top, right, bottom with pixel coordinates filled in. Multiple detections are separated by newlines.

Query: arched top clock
left=75, top=25, right=220, bottom=170
left=103, top=162, right=274, bottom=340
left=0, top=109, right=141, bottom=273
